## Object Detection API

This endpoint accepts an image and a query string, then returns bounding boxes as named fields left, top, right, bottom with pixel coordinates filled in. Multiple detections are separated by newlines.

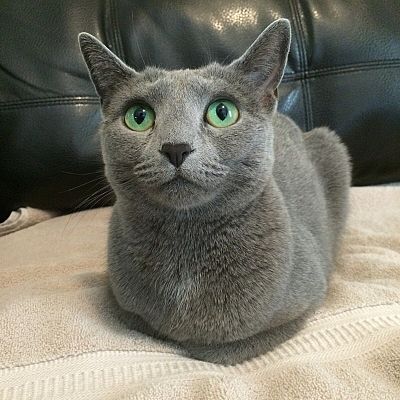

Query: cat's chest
left=123, top=209, right=287, bottom=279
left=129, top=219, right=245, bottom=273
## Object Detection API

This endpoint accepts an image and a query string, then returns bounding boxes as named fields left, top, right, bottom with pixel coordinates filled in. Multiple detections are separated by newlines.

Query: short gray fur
left=79, top=19, right=351, bottom=365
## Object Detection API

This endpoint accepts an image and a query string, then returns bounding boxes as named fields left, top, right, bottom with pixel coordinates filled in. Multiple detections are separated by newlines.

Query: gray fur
left=79, top=19, right=351, bottom=365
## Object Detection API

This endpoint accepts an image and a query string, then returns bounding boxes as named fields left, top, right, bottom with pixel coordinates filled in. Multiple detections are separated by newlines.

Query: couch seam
left=105, top=0, right=125, bottom=62
left=0, top=97, right=100, bottom=111
left=0, top=96, right=99, bottom=106
left=282, top=59, right=400, bottom=82
left=289, top=0, right=313, bottom=131
left=305, top=59, right=400, bottom=75
left=298, top=3, right=314, bottom=129
left=0, top=61, right=398, bottom=110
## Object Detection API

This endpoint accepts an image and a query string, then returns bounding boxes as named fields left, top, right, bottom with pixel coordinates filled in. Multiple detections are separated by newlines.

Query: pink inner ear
left=264, top=62, right=282, bottom=91
left=260, top=91, right=277, bottom=112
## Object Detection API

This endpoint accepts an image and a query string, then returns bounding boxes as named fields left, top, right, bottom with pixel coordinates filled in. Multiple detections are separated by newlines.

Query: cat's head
left=79, top=19, right=291, bottom=211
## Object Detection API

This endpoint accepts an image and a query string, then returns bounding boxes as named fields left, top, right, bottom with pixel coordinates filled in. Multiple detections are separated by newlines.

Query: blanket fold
left=0, top=207, right=59, bottom=237
left=0, top=187, right=399, bottom=399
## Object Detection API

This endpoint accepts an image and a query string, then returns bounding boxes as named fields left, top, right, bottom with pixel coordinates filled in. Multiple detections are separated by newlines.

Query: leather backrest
left=1, top=0, right=399, bottom=219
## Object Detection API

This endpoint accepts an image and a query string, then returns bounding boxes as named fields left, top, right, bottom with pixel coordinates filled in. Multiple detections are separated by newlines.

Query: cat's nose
left=160, top=143, right=192, bottom=168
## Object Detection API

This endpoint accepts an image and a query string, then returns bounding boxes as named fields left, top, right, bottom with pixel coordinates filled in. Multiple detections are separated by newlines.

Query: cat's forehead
left=142, top=63, right=224, bottom=80
left=112, top=63, right=245, bottom=107
left=138, top=64, right=228, bottom=92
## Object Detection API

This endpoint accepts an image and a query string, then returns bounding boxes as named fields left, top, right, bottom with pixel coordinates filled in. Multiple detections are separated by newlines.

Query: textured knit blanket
left=0, top=187, right=399, bottom=399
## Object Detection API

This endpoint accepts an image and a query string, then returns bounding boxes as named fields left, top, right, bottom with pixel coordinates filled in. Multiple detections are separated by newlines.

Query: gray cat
left=79, top=19, right=351, bottom=365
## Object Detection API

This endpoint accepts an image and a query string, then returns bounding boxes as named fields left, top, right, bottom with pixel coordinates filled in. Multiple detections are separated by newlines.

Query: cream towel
left=0, top=187, right=399, bottom=399
left=0, top=207, right=59, bottom=237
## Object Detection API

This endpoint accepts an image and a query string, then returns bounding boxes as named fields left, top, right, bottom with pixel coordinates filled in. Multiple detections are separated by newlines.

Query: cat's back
left=271, top=113, right=321, bottom=207
left=272, top=112, right=351, bottom=248
left=272, top=113, right=304, bottom=147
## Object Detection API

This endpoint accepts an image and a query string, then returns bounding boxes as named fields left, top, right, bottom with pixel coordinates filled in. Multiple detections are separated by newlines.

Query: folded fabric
left=0, top=187, right=399, bottom=399
left=0, top=207, right=59, bottom=237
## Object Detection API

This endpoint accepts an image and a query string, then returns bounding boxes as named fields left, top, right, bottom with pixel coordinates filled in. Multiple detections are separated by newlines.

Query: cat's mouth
left=152, top=170, right=217, bottom=209
left=130, top=161, right=229, bottom=209
left=163, top=173, right=201, bottom=188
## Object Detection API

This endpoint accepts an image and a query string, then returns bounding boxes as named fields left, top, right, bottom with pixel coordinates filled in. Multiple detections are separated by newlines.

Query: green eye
left=124, top=104, right=155, bottom=131
left=206, top=99, right=239, bottom=128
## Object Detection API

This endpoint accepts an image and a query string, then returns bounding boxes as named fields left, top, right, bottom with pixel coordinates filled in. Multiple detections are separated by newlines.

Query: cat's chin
left=147, top=176, right=216, bottom=210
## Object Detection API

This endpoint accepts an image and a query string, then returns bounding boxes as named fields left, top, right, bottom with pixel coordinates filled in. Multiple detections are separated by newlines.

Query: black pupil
left=216, top=103, right=228, bottom=121
left=134, top=108, right=146, bottom=124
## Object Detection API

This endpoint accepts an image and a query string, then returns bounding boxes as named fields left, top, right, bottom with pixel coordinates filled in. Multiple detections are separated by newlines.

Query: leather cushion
left=1, top=0, right=399, bottom=219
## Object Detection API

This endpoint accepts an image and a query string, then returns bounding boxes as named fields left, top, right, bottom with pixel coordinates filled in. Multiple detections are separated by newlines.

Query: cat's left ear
left=78, top=33, right=136, bottom=100
left=229, top=19, right=291, bottom=92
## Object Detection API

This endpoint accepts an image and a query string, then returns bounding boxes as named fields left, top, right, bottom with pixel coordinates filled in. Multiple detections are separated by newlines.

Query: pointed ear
left=78, top=33, right=136, bottom=100
left=229, top=19, right=291, bottom=92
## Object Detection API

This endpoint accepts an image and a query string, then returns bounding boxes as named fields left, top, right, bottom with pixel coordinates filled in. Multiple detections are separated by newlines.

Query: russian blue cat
left=79, top=19, right=351, bottom=364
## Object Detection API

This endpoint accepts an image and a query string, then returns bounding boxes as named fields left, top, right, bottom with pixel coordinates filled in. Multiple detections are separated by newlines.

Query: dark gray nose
left=160, top=143, right=192, bottom=168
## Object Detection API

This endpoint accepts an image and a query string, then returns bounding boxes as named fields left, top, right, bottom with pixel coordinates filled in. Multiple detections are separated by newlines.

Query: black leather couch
left=1, top=0, right=399, bottom=220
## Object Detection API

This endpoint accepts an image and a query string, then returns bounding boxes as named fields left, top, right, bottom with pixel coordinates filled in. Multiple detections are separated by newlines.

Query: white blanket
left=1, top=187, right=399, bottom=399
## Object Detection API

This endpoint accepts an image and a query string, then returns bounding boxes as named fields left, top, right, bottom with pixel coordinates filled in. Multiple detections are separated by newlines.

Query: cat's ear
left=229, top=19, right=291, bottom=92
left=78, top=33, right=136, bottom=100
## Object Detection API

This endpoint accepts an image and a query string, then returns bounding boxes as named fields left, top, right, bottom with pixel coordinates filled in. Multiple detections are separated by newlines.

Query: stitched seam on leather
left=1, top=60, right=398, bottom=109
left=295, top=3, right=312, bottom=130
left=0, top=96, right=99, bottom=107
left=282, top=59, right=400, bottom=82
left=289, top=0, right=312, bottom=131
left=299, top=13, right=314, bottom=129
left=306, top=62, right=400, bottom=79
left=105, top=0, right=125, bottom=62
left=308, top=59, right=400, bottom=75
left=0, top=97, right=100, bottom=111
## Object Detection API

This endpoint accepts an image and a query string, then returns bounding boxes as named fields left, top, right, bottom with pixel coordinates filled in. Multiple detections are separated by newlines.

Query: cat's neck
left=115, top=175, right=277, bottom=228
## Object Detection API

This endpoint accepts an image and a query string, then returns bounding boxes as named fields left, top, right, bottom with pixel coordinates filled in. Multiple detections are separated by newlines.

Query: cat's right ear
left=78, top=33, right=137, bottom=100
